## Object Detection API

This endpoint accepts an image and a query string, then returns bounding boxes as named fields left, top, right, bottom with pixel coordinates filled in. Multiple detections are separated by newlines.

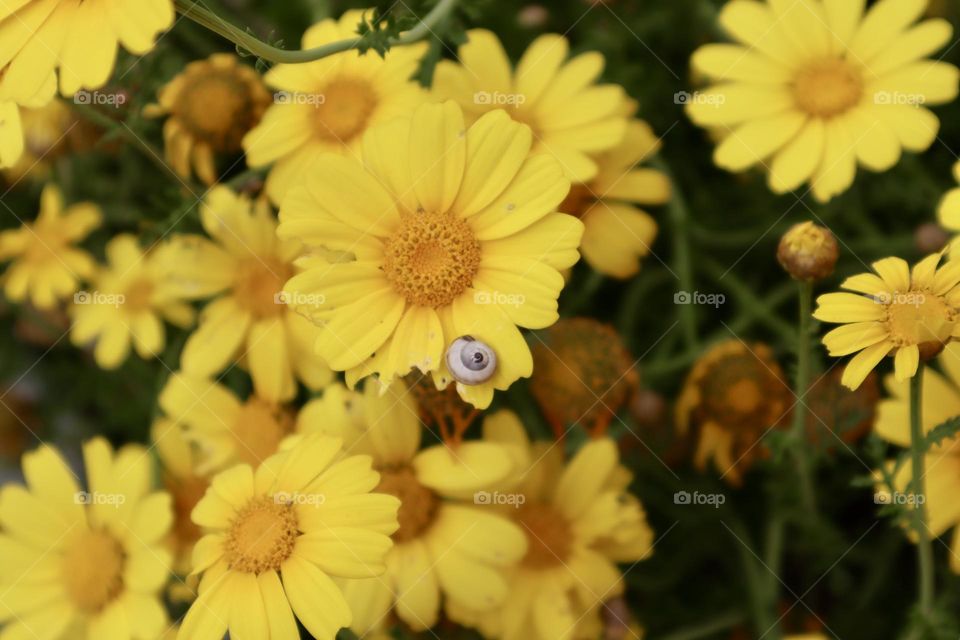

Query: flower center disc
left=176, top=73, right=255, bottom=150
left=315, top=78, right=378, bottom=143
left=382, top=211, right=481, bottom=308
left=516, top=503, right=573, bottom=568
left=122, top=278, right=155, bottom=313
left=885, top=290, right=956, bottom=349
left=792, top=58, right=863, bottom=118
left=225, top=496, right=299, bottom=574
left=375, top=466, right=439, bottom=543
left=230, top=398, right=294, bottom=466
left=62, top=529, right=125, bottom=612
left=234, top=258, right=292, bottom=319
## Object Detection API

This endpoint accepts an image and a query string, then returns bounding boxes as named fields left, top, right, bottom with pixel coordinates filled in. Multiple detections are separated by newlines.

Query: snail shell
left=445, top=336, right=497, bottom=385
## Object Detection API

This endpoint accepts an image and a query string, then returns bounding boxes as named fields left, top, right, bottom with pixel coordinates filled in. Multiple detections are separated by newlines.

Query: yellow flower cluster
left=2, top=0, right=960, bottom=638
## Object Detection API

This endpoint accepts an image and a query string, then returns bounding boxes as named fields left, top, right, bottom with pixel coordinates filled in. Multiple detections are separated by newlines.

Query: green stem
left=730, top=520, right=781, bottom=640
left=173, top=0, right=457, bottom=64
left=652, top=157, right=698, bottom=350
left=700, top=257, right=796, bottom=343
left=790, top=280, right=817, bottom=514
left=909, top=364, right=935, bottom=617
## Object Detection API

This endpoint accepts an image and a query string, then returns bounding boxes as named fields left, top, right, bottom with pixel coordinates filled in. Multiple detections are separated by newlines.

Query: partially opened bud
left=777, top=221, right=839, bottom=281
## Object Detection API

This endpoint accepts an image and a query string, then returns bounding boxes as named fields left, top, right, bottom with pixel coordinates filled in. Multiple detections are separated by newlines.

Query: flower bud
left=777, top=221, right=839, bottom=281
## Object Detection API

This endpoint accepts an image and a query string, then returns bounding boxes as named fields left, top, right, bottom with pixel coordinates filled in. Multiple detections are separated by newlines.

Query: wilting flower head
left=530, top=317, right=638, bottom=437
left=687, top=0, right=959, bottom=202
left=145, top=54, right=271, bottom=185
left=278, top=100, right=583, bottom=408
left=676, top=340, right=791, bottom=484
left=815, top=254, right=960, bottom=389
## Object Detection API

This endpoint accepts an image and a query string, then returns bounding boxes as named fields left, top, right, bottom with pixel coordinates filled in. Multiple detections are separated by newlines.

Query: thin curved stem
left=173, top=0, right=457, bottom=64
left=651, top=156, right=699, bottom=351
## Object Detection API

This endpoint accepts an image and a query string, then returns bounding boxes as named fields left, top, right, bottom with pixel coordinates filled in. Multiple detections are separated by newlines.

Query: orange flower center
left=314, top=78, right=378, bottom=143
left=792, top=58, right=863, bottom=118
left=175, top=72, right=257, bottom=151
left=234, top=258, right=292, bottom=319
left=382, top=211, right=481, bottom=308
left=62, top=529, right=125, bottom=612
left=375, top=466, right=439, bottom=543
left=225, top=496, right=299, bottom=573
left=229, top=398, right=295, bottom=467
left=122, top=278, right=156, bottom=313
left=516, top=503, right=573, bottom=568
left=884, top=289, right=956, bottom=349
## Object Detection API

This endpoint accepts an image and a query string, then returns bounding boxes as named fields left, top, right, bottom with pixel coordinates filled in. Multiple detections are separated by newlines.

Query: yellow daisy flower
left=873, top=343, right=960, bottom=573
left=687, top=0, right=960, bottom=202
left=432, top=29, right=630, bottom=182
left=301, top=381, right=526, bottom=635
left=242, top=9, right=428, bottom=205
left=158, top=371, right=333, bottom=474
left=0, top=183, right=100, bottom=309
left=145, top=54, right=271, bottom=185
left=278, top=101, right=583, bottom=408
left=454, top=410, right=654, bottom=640
left=70, top=234, right=195, bottom=369
left=180, top=434, right=400, bottom=640
left=675, top=340, right=791, bottom=484
left=0, top=0, right=173, bottom=99
left=0, top=438, right=173, bottom=639
left=814, top=253, right=960, bottom=390
left=160, top=186, right=331, bottom=402
left=560, top=118, right=669, bottom=278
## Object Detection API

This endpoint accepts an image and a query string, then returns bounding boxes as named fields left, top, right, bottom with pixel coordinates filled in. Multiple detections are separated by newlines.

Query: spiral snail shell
left=445, top=336, right=497, bottom=385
